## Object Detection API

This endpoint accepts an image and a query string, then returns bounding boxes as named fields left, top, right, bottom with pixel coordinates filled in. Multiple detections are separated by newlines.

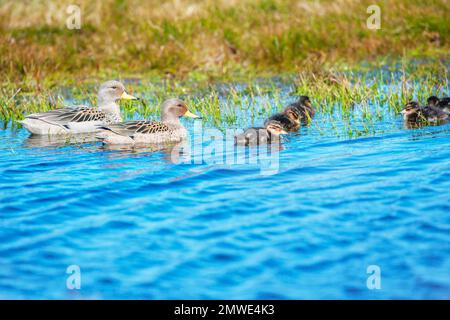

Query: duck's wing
left=99, top=120, right=171, bottom=137
left=265, top=113, right=297, bottom=130
left=26, top=106, right=106, bottom=126
left=265, top=113, right=286, bottom=124
left=289, top=102, right=314, bottom=120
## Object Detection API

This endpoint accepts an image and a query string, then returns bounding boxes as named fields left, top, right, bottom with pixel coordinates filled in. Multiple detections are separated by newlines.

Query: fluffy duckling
left=401, top=101, right=449, bottom=124
left=288, top=95, right=315, bottom=124
left=20, top=80, right=137, bottom=135
left=427, top=96, right=450, bottom=114
left=96, top=99, right=199, bottom=145
left=264, top=105, right=301, bottom=132
left=234, top=120, right=287, bottom=146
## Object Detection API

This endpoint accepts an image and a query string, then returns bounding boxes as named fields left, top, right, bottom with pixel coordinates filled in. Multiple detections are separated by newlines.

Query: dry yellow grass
left=0, top=0, right=448, bottom=83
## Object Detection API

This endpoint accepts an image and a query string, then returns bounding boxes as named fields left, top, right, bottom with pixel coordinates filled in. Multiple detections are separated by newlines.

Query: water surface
left=1, top=84, right=449, bottom=299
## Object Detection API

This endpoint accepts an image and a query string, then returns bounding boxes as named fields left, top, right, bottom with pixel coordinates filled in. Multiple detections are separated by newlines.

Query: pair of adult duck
left=20, top=80, right=200, bottom=145
left=234, top=96, right=314, bottom=145
left=401, top=96, right=450, bottom=124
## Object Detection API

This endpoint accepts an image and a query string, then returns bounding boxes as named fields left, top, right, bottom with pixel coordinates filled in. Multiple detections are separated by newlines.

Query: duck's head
left=427, top=96, right=440, bottom=107
left=298, top=95, right=312, bottom=108
left=401, top=101, right=420, bottom=120
left=98, top=80, right=138, bottom=104
left=283, top=106, right=301, bottom=124
left=265, top=120, right=288, bottom=136
left=161, top=98, right=200, bottom=122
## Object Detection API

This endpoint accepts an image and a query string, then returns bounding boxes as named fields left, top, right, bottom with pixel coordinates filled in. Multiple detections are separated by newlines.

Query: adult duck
left=20, top=80, right=137, bottom=135
left=96, top=98, right=200, bottom=145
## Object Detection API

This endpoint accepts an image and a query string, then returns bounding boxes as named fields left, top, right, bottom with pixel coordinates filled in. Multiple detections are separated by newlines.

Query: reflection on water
left=100, top=140, right=191, bottom=164
left=23, top=133, right=98, bottom=148
left=23, top=132, right=285, bottom=170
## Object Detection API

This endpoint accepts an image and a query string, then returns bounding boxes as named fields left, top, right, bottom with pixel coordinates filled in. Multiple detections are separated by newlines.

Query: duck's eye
left=111, top=86, right=117, bottom=90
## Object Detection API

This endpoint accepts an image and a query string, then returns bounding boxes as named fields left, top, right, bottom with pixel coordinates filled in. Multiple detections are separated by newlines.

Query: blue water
left=1, top=88, right=450, bottom=299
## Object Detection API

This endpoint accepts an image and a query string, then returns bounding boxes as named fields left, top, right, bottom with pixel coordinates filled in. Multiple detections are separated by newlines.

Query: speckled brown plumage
left=288, top=95, right=315, bottom=124
left=27, top=106, right=107, bottom=125
left=402, top=101, right=449, bottom=124
left=99, top=120, right=171, bottom=137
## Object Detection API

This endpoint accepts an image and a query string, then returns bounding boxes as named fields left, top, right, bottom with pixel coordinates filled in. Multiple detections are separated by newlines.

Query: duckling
left=96, top=99, right=200, bottom=145
left=401, top=101, right=449, bottom=124
left=427, top=96, right=450, bottom=114
left=401, top=101, right=422, bottom=123
left=20, top=80, right=137, bottom=135
left=234, top=120, right=287, bottom=146
left=264, top=105, right=301, bottom=132
left=288, top=95, right=315, bottom=124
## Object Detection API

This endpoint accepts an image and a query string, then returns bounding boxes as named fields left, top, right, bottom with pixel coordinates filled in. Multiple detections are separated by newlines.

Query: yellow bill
left=121, top=91, right=138, bottom=100
left=184, top=110, right=201, bottom=119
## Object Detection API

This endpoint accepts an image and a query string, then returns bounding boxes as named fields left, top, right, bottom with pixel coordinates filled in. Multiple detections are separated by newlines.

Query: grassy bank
left=0, top=0, right=448, bottom=82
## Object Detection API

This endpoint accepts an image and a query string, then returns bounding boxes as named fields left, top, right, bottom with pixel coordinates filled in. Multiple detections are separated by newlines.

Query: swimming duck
left=401, top=101, right=449, bottom=124
left=264, top=105, right=301, bottom=132
left=288, top=95, right=315, bottom=124
left=96, top=98, right=200, bottom=145
left=427, top=96, right=450, bottom=114
left=234, top=119, right=287, bottom=146
left=20, top=80, right=137, bottom=135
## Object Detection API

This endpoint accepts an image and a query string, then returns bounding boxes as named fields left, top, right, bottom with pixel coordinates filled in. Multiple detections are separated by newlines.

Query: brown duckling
left=427, top=96, right=450, bottom=114
left=264, top=105, right=301, bottom=132
left=401, top=101, right=449, bottom=124
left=235, top=120, right=287, bottom=146
left=288, top=95, right=315, bottom=124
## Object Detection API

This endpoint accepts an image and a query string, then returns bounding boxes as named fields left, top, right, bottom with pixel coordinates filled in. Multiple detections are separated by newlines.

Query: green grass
left=0, top=0, right=449, bottom=82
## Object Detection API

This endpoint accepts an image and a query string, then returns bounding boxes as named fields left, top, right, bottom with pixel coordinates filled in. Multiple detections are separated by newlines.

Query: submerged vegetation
left=0, top=0, right=449, bottom=134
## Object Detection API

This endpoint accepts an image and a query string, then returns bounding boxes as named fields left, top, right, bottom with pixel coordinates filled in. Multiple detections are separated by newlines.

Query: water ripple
left=1, top=104, right=450, bottom=299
